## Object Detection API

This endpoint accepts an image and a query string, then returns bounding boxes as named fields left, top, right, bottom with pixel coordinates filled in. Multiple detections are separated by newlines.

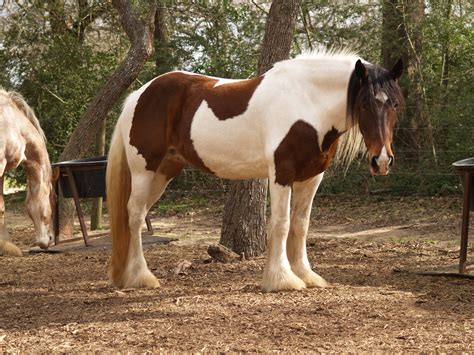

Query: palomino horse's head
left=348, top=59, right=404, bottom=175
left=25, top=167, right=55, bottom=249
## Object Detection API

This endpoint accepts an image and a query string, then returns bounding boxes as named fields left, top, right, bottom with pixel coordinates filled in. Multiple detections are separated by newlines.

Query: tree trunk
left=57, top=0, right=157, bottom=238
left=154, top=2, right=173, bottom=76
left=90, top=118, right=106, bottom=231
left=381, top=0, right=408, bottom=70
left=219, top=0, right=301, bottom=258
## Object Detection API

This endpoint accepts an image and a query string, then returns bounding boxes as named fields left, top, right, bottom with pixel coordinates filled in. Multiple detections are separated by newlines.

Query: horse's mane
left=289, top=47, right=366, bottom=170
left=295, top=46, right=358, bottom=60
left=0, top=88, right=47, bottom=142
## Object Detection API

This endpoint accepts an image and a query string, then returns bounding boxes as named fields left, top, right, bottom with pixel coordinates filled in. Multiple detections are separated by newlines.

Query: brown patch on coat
left=129, top=72, right=264, bottom=173
left=274, top=121, right=342, bottom=186
left=202, top=76, right=264, bottom=120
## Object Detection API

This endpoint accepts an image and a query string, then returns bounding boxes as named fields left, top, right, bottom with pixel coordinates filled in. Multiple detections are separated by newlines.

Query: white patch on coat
left=190, top=55, right=358, bottom=180
left=213, top=78, right=241, bottom=87
left=120, top=80, right=156, bottom=176
left=375, top=91, right=388, bottom=103
left=375, top=146, right=391, bottom=168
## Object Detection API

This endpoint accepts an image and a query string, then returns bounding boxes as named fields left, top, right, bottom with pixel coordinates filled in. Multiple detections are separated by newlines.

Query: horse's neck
left=23, top=136, right=51, bottom=190
left=271, top=57, right=356, bottom=130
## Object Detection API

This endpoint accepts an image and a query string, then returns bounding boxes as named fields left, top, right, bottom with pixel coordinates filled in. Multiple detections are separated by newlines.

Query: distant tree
left=56, top=0, right=157, bottom=237
left=219, top=0, right=301, bottom=257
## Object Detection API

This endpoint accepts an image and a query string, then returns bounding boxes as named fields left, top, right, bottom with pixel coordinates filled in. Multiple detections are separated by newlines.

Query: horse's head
left=349, top=58, right=404, bottom=176
left=25, top=167, right=55, bottom=249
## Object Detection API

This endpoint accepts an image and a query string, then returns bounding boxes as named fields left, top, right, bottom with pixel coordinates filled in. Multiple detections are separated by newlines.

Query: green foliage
left=0, top=2, right=127, bottom=167
left=0, top=0, right=471, bottom=196
left=167, top=1, right=265, bottom=78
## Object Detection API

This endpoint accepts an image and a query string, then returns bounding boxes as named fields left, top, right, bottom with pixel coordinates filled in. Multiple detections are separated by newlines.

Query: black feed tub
left=53, top=155, right=107, bottom=199
left=52, top=156, right=153, bottom=247
left=452, top=157, right=474, bottom=274
left=453, top=157, right=474, bottom=211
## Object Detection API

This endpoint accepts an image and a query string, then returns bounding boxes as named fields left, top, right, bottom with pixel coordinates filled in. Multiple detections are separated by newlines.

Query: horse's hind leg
left=262, top=169, right=306, bottom=292
left=122, top=160, right=182, bottom=288
left=287, top=173, right=327, bottom=288
left=121, top=170, right=159, bottom=288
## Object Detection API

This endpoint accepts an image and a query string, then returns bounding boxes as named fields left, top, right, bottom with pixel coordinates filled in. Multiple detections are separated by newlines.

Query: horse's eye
left=393, top=102, right=399, bottom=109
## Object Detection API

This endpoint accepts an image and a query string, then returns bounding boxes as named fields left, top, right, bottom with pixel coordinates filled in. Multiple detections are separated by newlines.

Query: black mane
left=346, top=63, right=404, bottom=127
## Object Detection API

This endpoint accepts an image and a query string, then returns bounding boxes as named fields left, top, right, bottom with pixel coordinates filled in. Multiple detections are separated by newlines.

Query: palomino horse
left=0, top=89, right=54, bottom=255
left=107, top=49, right=404, bottom=292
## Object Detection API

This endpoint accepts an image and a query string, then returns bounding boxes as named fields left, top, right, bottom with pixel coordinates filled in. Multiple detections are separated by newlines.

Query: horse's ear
left=355, top=59, right=368, bottom=80
left=390, top=58, right=403, bottom=80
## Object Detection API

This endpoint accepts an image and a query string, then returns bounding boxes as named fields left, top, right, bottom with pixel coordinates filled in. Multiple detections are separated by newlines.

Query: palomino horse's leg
left=0, top=174, right=8, bottom=240
left=0, top=174, right=5, bottom=219
left=287, top=173, right=327, bottom=288
left=262, top=170, right=306, bottom=292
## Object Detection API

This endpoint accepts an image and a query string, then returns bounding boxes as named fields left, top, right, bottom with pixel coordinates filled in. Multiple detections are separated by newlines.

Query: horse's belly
left=193, top=138, right=268, bottom=180
left=190, top=114, right=268, bottom=180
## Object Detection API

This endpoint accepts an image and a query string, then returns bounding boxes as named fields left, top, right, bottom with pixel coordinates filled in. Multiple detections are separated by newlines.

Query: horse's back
left=123, top=71, right=273, bottom=179
left=0, top=97, right=25, bottom=171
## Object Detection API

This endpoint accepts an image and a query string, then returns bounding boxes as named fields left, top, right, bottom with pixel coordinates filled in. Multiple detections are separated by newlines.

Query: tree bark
left=219, top=0, right=301, bottom=258
left=90, top=118, right=106, bottom=231
left=57, top=0, right=157, bottom=238
left=59, top=0, right=156, bottom=160
left=381, top=0, right=408, bottom=70
left=154, top=3, right=174, bottom=76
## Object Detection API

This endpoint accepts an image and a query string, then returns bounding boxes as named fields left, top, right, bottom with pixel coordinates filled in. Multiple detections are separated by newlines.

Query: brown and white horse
left=0, top=89, right=54, bottom=256
left=107, top=48, right=404, bottom=292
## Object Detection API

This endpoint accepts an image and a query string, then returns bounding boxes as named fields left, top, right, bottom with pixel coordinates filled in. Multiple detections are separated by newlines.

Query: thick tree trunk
left=381, top=0, right=428, bottom=158
left=154, top=3, right=173, bottom=76
left=381, top=0, right=408, bottom=70
left=57, top=0, right=157, bottom=238
left=59, top=1, right=156, bottom=160
left=219, top=0, right=301, bottom=258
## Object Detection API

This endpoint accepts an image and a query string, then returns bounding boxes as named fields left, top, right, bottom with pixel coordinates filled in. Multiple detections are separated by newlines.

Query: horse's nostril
left=388, top=156, right=394, bottom=167
left=371, top=156, right=379, bottom=168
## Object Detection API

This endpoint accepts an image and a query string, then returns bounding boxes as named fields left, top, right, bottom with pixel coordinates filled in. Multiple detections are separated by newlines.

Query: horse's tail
left=106, top=124, right=131, bottom=287
left=0, top=240, right=22, bottom=257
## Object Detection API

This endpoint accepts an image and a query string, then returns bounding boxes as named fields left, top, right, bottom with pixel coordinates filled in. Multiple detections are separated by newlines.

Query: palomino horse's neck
left=5, top=89, right=54, bottom=248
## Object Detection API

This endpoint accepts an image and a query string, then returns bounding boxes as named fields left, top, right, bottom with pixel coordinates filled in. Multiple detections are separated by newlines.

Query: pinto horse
left=0, top=89, right=54, bottom=255
left=107, top=49, right=404, bottom=292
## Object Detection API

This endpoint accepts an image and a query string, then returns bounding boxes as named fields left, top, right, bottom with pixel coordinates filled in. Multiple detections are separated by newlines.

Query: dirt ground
left=0, top=193, right=473, bottom=352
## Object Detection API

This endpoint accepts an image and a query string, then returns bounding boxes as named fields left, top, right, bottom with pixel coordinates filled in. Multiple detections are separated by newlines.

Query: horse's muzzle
left=370, top=155, right=393, bottom=176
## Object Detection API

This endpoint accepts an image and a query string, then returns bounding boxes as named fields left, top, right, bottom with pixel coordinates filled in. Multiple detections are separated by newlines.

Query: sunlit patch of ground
left=0, top=194, right=472, bottom=352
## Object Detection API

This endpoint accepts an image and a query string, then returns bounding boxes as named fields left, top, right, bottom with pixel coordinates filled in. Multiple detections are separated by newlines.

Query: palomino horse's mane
left=0, top=88, right=47, bottom=142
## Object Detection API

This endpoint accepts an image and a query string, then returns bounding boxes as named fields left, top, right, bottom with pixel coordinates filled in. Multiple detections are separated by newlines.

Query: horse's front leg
left=262, top=171, right=306, bottom=292
left=0, top=172, right=9, bottom=240
left=287, top=174, right=327, bottom=288
left=0, top=169, right=20, bottom=256
left=0, top=175, right=5, bottom=218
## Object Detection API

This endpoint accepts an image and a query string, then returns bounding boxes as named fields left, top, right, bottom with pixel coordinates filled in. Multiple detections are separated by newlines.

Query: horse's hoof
left=298, top=269, right=328, bottom=288
left=290, top=264, right=328, bottom=288
left=0, top=240, right=23, bottom=257
left=123, top=269, right=161, bottom=289
left=262, top=269, right=306, bottom=293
